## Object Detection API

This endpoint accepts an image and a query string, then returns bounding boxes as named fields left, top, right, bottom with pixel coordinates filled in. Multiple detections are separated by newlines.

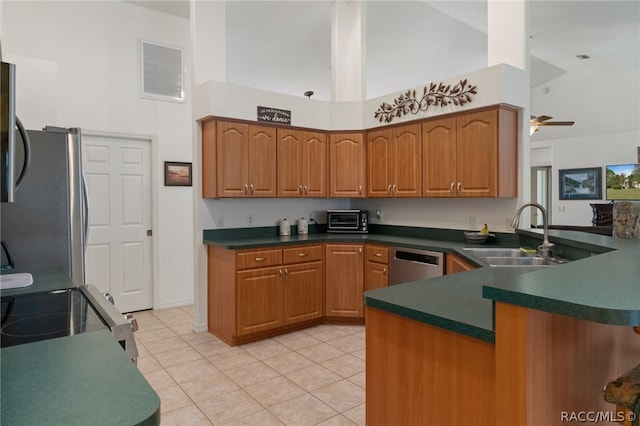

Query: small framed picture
left=559, top=167, right=601, bottom=200
left=164, top=162, right=192, bottom=186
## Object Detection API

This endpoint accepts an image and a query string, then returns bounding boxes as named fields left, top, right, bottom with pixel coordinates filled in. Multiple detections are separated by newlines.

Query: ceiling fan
left=530, top=115, right=575, bottom=135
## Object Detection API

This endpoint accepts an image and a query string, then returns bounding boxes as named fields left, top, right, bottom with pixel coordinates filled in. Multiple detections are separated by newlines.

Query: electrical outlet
left=217, top=216, right=225, bottom=227
left=247, top=215, right=254, bottom=226
left=469, top=215, right=479, bottom=229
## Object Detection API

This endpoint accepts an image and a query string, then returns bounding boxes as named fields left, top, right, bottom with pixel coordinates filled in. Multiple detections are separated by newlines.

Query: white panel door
left=82, top=135, right=152, bottom=313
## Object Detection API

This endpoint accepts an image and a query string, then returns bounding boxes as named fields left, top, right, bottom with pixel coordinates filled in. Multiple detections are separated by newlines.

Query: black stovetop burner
left=1, top=288, right=109, bottom=348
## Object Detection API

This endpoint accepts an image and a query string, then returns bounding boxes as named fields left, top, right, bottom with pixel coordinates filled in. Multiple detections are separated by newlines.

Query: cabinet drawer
left=237, top=249, right=282, bottom=270
left=366, top=245, right=389, bottom=264
left=283, top=245, right=323, bottom=264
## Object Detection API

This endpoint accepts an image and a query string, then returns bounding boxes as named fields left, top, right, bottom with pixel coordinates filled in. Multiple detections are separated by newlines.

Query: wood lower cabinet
left=237, top=266, right=283, bottom=335
left=329, top=133, right=365, bottom=198
left=324, top=244, right=364, bottom=318
left=445, top=253, right=475, bottom=275
left=367, top=124, right=422, bottom=197
left=365, top=244, right=389, bottom=291
left=207, top=244, right=323, bottom=345
left=422, top=105, right=517, bottom=198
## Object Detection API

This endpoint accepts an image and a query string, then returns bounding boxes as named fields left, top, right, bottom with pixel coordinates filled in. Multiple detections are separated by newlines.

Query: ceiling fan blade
left=537, top=121, right=575, bottom=126
left=533, top=115, right=553, bottom=122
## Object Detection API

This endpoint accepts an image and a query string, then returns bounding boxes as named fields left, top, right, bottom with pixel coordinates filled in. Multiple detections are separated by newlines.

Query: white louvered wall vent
left=139, top=39, right=184, bottom=102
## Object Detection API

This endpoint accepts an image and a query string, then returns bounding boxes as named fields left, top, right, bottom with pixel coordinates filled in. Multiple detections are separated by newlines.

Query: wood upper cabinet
left=329, top=133, right=365, bottom=198
left=325, top=244, right=364, bottom=318
left=367, top=124, right=422, bottom=197
left=277, top=129, right=327, bottom=197
left=212, top=120, right=276, bottom=198
left=365, top=244, right=389, bottom=291
left=445, top=253, right=475, bottom=275
left=422, top=106, right=517, bottom=198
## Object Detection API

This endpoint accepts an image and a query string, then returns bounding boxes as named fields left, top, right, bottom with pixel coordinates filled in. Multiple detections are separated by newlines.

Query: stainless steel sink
left=463, top=248, right=528, bottom=258
left=463, top=247, right=569, bottom=267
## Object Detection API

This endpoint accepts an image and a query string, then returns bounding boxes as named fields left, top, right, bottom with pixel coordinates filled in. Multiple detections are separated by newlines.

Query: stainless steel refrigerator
left=1, top=126, right=87, bottom=286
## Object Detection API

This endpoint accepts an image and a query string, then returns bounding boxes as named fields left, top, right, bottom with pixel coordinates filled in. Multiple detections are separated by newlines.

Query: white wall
left=2, top=1, right=194, bottom=309
left=531, top=69, right=640, bottom=226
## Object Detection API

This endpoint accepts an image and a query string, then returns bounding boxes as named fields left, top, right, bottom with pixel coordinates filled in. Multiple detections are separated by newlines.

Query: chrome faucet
left=511, top=202, right=555, bottom=258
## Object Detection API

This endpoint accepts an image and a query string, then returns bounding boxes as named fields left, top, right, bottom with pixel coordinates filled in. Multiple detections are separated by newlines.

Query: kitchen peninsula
left=204, top=225, right=640, bottom=425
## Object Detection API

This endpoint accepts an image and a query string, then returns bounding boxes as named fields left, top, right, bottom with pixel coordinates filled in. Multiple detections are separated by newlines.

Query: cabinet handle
left=299, top=185, right=303, bottom=195
left=358, top=185, right=362, bottom=195
left=284, top=268, right=289, bottom=278
left=250, top=184, right=254, bottom=194
left=303, top=185, right=308, bottom=194
left=457, top=182, right=462, bottom=195
left=279, top=269, right=284, bottom=278
left=450, top=182, right=455, bottom=194
left=387, top=184, right=392, bottom=194
left=359, top=247, right=363, bottom=254
left=298, top=252, right=308, bottom=257
left=374, top=253, right=382, bottom=257
left=255, top=257, right=265, bottom=261
left=244, top=184, right=248, bottom=195
left=392, top=184, right=397, bottom=194
left=383, top=267, right=387, bottom=275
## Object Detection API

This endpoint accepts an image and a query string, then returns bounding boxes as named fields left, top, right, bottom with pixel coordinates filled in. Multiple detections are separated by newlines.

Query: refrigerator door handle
left=14, top=116, right=32, bottom=191
left=82, top=173, right=90, bottom=249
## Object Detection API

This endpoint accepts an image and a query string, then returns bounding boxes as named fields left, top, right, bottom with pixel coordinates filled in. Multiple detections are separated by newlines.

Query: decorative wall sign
left=559, top=167, right=601, bottom=200
left=257, top=106, right=291, bottom=125
left=164, top=162, right=192, bottom=186
left=374, top=79, right=477, bottom=123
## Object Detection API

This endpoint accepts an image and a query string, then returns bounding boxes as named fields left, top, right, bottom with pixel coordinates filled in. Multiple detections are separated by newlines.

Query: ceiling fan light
left=530, top=124, right=539, bottom=135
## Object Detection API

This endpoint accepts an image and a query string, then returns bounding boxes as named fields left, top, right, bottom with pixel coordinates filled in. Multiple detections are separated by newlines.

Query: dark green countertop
left=1, top=330, right=160, bottom=426
left=1, top=269, right=160, bottom=425
left=203, top=225, right=640, bottom=342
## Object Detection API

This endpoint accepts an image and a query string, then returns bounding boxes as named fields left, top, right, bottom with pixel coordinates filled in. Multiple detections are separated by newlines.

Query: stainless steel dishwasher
left=389, top=246, right=444, bottom=285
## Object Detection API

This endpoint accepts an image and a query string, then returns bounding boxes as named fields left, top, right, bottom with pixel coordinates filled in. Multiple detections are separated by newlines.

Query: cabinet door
left=456, top=110, right=497, bottom=197
left=422, top=117, right=457, bottom=197
left=303, top=131, right=327, bottom=197
left=367, top=128, right=393, bottom=197
left=248, top=125, right=277, bottom=197
left=277, top=128, right=303, bottom=197
left=324, top=244, right=364, bottom=317
left=445, top=253, right=475, bottom=275
left=329, top=133, right=365, bottom=197
left=392, top=124, right=422, bottom=197
left=217, top=121, right=249, bottom=197
left=283, top=261, right=323, bottom=325
left=366, top=261, right=388, bottom=291
left=237, top=266, right=282, bottom=335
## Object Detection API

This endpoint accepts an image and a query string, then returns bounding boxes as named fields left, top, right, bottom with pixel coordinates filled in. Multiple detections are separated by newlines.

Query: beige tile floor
left=134, top=306, right=366, bottom=425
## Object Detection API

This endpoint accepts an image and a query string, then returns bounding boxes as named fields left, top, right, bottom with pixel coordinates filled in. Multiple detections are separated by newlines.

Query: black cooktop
left=1, top=288, right=108, bottom=348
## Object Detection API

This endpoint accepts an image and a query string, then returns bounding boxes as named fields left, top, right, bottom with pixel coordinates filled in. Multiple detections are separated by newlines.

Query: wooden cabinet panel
left=365, top=244, right=389, bottom=291
left=283, top=261, right=323, bottom=325
left=422, top=117, right=457, bottom=197
left=303, top=131, right=328, bottom=197
left=325, top=244, right=364, bottom=317
left=366, top=129, right=393, bottom=197
left=278, top=130, right=327, bottom=197
left=445, top=253, right=475, bottom=275
left=237, top=249, right=282, bottom=270
left=217, top=121, right=249, bottom=197
left=367, top=124, right=421, bottom=197
left=456, top=110, right=497, bottom=197
left=422, top=106, right=517, bottom=198
left=329, top=133, right=365, bottom=198
left=237, top=266, right=283, bottom=335
left=202, top=119, right=217, bottom=198
left=283, top=245, right=323, bottom=264
left=248, top=125, right=277, bottom=197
